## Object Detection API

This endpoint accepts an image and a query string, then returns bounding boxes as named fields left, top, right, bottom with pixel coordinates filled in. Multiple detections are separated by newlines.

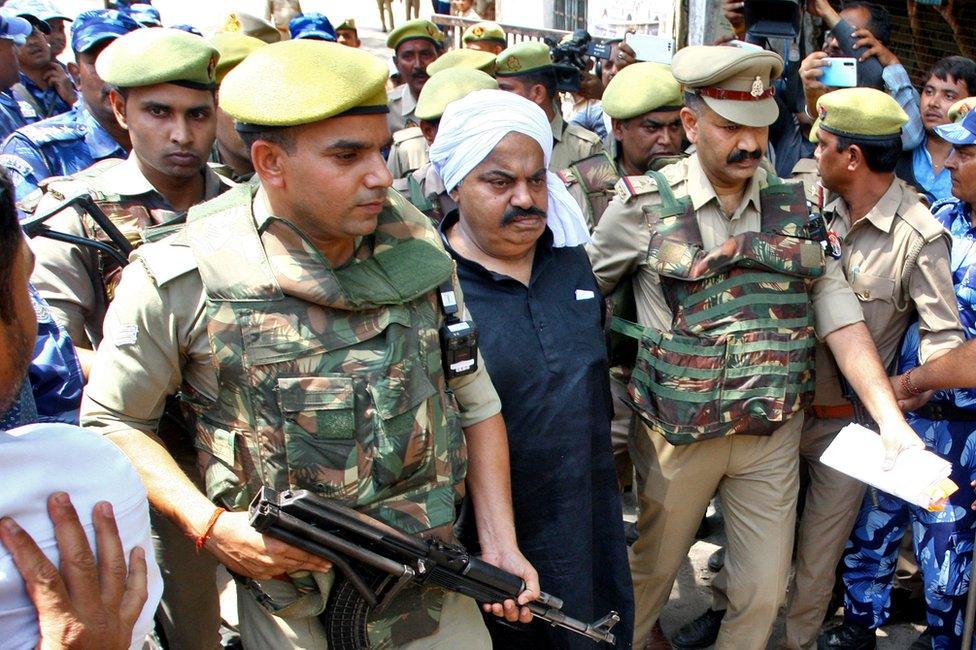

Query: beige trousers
left=629, top=415, right=802, bottom=649
left=237, top=577, right=492, bottom=649
left=609, top=371, right=635, bottom=488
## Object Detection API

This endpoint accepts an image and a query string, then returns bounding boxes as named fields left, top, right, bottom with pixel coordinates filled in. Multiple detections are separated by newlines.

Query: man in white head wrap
left=430, top=88, right=635, bottom=649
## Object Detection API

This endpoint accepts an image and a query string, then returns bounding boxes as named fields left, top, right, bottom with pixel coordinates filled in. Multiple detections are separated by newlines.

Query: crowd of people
left=1, top=0, right=976, bottom=649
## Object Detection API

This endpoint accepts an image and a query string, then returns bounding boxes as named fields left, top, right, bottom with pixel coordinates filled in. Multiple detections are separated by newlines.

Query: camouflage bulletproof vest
left=557, top=152, right=620, bottom=226
left=184, top=186, right=466, bottom=644
left=616, top=172, right=825, bottom=445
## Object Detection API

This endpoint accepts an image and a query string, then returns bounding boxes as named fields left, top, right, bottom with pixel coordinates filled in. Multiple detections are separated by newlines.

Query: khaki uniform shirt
left=812, top=178, right=963, bottom=405
left=549, top=112, right=604, bottom=173
left=29, top=155, right=234, bottom=349
left=387, top=85, right=419, bottom=134
left=80, top=186, right=501, bottom=439
left=392, top=161, right=456, bottom=219
left=387, top=126, right=429, bottom=180
left=586, top=153, right=864, bottom=339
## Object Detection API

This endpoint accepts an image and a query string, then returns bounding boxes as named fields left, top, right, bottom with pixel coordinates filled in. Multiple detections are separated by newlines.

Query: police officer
left=335, top=18, right=360, bottom=48
left=394, top=67, right=498, bottom=221
left=387, top=19, right=444, bottom=134
left=218, top=11, right=281, bottom=44
left=586, top=45, right=926, bottom=649
left=561, top=61, right=684, bottom=230
left=6, top=4, right=74, bottom=119
left=0, top=10, right=142, bottom=203
left=495, top=41, right=604, bottom=172
left=462, top=21, right=506, bottom=54
left=81, top=39, right=539, bottom=649
left=287, top=12, right=336, bottom=41
left=0, top=11, right=36, bottom=138
left=209, top=32, right=266, bottom=181
left=388, top=48, right=496, bottom=181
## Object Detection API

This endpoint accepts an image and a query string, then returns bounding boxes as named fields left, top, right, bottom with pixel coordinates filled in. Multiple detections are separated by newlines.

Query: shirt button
left=863, top=291, right=871, bottom=299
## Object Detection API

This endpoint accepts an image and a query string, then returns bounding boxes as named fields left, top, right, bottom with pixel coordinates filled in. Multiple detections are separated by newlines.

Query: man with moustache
left=7, top=4, right=74, bottom=120
left=387, top=19, right=443, bottom=133
left=0, top=10, right=141, bottom=204
left=430, top=87, right=632, bottom=649
left=587, top=45, right=926, bottom=649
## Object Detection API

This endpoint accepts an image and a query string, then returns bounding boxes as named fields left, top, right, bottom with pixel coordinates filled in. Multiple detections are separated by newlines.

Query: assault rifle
left=249, top=487, right=620, bottom=648
left=21, top=193, right=133, bottom=267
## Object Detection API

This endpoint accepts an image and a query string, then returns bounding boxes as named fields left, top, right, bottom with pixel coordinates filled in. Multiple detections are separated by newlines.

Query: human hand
left=805, top=0, right=841, bottom=26
left=936, top=0, right=959, bottom=31
left=853, top=28, right=899, bottom=66
left=579, top=68, right=603, bottom=101
left=722, top=0, right=746, bottom=35
left=204, top=510, right=332, bottom=580
left=800, top=51, right=829, bottom=91
left=889, top=374, right=933, bottom=411
left=478, top=545, right=540, bottom=623
left=0, top=493, right=148, bottom=650
left=878, top=419, right=924, bottom=470
left=43, top=64, right=76, bottom=106
left=615, top=39, right=637, bottom=70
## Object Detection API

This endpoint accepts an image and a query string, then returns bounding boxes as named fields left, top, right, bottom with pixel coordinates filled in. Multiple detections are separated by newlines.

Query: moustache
left=726, top=149, right=762, bottom=164
left=412, top=70, right=429, bottom=79
left=501, top=206, right=546, bottom=225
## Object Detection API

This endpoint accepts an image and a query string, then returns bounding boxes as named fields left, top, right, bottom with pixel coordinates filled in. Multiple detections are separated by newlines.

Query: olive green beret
left=221, top=39, right=388, bottom=129
left=426, top=48, right=496, bottom=76
left=603, top=62, right=682, bottom=120
left=210, top=32, right=266, bottom=85
left=416, top=68, right=498, bottom=121
left=97, top=28, right=220, bottom=90
left=462, top=21, right=506, bottom=45
left=336, top=18, right=356, bottom=32
left=949, top=97, right=976, bottom=123
left=813, top=88, right=907, bottom=142
left=672, top=45, right=784, bottom=128
left=495, top=41, right=552, bottom=77
left=219, top=12, right=280, bottom=44
left=386, top=19, right=444, bottom=51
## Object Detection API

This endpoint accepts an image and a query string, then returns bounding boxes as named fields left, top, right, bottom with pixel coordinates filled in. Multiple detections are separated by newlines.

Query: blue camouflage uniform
left=841, top=197, right=976, bottom=649
left=0, top=88, right=35, bottom=139
left=0, top=101, right=126, bottom=202
left=13, top=71, right=72, bottom=120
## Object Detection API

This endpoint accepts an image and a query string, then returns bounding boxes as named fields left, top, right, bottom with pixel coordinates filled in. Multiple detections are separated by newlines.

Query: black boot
left=817, top=621, right=877, bottom=650
left=707, top=547, right=725, bottom=573
left=671, top=608, right=725, bottom=649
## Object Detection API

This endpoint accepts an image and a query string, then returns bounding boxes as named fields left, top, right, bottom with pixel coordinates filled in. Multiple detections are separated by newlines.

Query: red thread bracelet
left=196, top=507, right=226, bottom=550
left=901, top=369, right=922, bottom=397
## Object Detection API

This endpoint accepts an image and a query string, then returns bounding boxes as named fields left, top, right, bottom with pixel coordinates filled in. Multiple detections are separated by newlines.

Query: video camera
left=744, top=0, right=801, bottom=40
left=544, top=29, right=612, bottom=93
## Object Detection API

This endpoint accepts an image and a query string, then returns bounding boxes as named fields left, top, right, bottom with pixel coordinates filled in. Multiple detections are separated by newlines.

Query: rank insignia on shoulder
left=824, top=230, right=842, bottom=259
left=615, top=175, right=657, bottom=202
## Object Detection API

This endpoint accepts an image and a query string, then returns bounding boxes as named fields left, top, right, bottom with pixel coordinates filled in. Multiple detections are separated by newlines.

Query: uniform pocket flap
left=368, top=359, right=436, bottom=421
left=851, top=271, right=895, bottom=301
left=278, top=376, right=354, bottom=412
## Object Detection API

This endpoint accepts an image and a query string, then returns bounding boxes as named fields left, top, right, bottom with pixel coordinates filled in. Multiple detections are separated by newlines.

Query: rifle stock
left=249, top=487, right=619, bottom=647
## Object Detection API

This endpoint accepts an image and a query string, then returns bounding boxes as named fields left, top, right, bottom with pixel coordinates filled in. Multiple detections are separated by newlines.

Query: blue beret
left=71, top=9, right=142, bottom=54
left=288, top=13, right=336, bottom=42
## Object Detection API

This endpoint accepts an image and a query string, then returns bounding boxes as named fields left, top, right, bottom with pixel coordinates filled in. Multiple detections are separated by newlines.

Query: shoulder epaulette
left=0, top=152, right=33, bottom=179
left=791, top=157, right=818, bottom=175
left=133, top=234, right=198, bottom=287
left=392, top=126, right=423, bottom=144
left=566, top=122, right=603, bottom=145
left=557, top=167, right=577, bottom=186
left=614, top=175, right=660, bottom=202
left=900, top=202, right=948, bottom=244
left=15, top=118, right=82, bottom=147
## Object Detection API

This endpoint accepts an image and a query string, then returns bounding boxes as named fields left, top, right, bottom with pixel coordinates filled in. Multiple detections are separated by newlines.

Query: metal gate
left=553, top=0, right=587, bottom=31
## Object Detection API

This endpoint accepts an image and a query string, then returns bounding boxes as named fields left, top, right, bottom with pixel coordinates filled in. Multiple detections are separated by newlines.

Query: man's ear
left=65, top=61, right=79, bottom=85
left=108, top=89, right=128, bottom=130
left=847, top=144, right=863, bottom=172
left=611, top=118, right=625, bottom=142
left=419, top=120, right=438, bottom=146
left=251, top=139, right=288, bottom=189
left=680, top=107, right=699, bottom=145
left=528, top=83, right=548, bottom=108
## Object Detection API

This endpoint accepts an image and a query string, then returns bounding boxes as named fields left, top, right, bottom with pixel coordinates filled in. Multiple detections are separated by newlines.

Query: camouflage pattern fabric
left=620, top=173, right=824, bottom=444
left=183, top=184, right=465, bottom=645
left=558, top=152, right=620, bottom=229
left=841, top=198, right=976, bottom=649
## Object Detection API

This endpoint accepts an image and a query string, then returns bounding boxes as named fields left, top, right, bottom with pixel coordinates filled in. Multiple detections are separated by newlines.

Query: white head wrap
left=428, top=89, right=591, bottom=248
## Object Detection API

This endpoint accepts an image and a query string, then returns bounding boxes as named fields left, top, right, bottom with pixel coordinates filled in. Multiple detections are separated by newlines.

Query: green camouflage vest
left=183, top=185, right=466, bottom=644
left=615, top=171, right=825, bottom=445
left=558, top=152, right=620, bottom=227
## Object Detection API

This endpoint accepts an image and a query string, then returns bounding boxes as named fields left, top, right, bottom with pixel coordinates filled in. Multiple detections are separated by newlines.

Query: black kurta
left=441, top=213, right=634, bottom=649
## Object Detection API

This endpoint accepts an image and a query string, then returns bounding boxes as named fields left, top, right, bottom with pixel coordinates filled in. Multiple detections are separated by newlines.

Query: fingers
left=93, top=501, right=127, bottom=609
left=266, top=538, right=332, bottom=574
left=118, top=546, right=149, bottom=633
left=517, top=569, right=540, bottom=606
left=48, top=493, right=100, bottom=613
left=0, top=516, right=72, bottom=620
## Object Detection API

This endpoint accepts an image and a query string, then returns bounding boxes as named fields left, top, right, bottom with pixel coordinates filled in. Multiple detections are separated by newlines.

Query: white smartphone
left=820, top=57, right=858, bottom=88
left=624, top=33, right=675, bottom=65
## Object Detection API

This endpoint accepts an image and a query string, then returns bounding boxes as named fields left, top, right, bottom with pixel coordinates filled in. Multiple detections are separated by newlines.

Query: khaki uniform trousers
left=629, top=414, right=802, bottom=649
left=610, top=371, right=635, bottom=487
left=237, top=576, right=492, bottom=649
left=150, top=508, right=221, bottom=650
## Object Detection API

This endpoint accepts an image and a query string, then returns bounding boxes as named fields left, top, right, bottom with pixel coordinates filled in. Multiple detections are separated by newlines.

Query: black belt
left=914, top=402, right=976, bottom=422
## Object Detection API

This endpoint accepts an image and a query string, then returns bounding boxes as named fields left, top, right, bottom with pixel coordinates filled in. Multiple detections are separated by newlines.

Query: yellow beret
left=336, top=18, right=356, bottom=32
left=97, top=28, right=220, bottom=89
left=220, top=39, right=388, bottom=129
left=426, top=48, right=496, bottom=76
left=219, top=12, right=281, bottom=44
left=386, top=19, right=443, bottom=50
left=672, top=45, right=783, bottom=128
left=495, top=41, right=552, bottom=77
left=603, top=62, right=682, bottom=120
left=416, top=68, right=498, bottom=121
left=210, top=32, right=266, bottom=84
left=949, top=97, right=976, bottom=123
left=814, top=87, right=907, bottom=142
left=462, top=21, right=506, bottom=45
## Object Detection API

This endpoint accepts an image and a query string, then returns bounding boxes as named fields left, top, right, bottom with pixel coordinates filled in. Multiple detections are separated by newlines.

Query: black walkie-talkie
left=438, top=281, right=478, bottom=379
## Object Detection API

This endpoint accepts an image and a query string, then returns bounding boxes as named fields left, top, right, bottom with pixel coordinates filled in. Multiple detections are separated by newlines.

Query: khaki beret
left=495, top=41, right=552, bottom=77
left=811, top=88, right=907, bottom=143
left=416, top=68, right=498, bottom=122
left=97, top=28, right=219, bottom=90
left=221, top=39, right=388, bottom=129
left=462, top=21, right=506, bottom=46
left=220, top=12, right=280, bottom=44
left=426, top=48, right=496, bottom=76
left=603, top=62, right=682, bottom=120
left=210, top=32, right=266, bottom=84
left=336, top=18, right=356, bottom=32
left=386, top=19, right=443, bottom=50
left=672, top=45, right=784, bottom=128
left=949, top=97, right=976, bottom=124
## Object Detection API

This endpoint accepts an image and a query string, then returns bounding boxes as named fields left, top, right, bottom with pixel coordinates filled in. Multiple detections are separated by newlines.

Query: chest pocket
left=851, top=271, right=896, bottom=303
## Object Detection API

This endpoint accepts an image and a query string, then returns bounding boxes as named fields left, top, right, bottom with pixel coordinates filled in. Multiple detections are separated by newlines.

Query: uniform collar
left=550, top=110, right=566, bottom=143
left=824, top=177, right=900, bottom=234
left=399, top=84, right=417, bottom=117
left=685, top=152, right=764, bottom=220
left=91, top=152, right=229, bottom=201
left=77, top=104, right=125, bottom=161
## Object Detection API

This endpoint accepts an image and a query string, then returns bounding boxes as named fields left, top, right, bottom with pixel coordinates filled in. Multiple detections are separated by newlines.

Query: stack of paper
left=820, top=423, right=957, bottom=511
